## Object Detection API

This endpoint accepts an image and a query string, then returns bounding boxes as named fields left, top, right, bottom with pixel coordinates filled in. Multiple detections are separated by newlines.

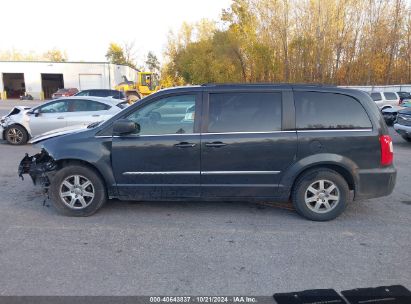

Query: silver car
left=0, top=97, right=127, bottom=145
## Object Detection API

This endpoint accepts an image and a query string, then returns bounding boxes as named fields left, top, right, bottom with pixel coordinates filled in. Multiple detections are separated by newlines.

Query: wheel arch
left=3, top=123, right=30, bottom=138
left=54, top=159, right=112, bottom=196
left=280, top=155, right=359, bottom=200
left=291, top=164, right=355, bottom=194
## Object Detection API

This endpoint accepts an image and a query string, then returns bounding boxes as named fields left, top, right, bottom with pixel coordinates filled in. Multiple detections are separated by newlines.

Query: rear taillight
left=380, top=135, right=393, bottom=166
left=399, top=99, right=403, bottom=105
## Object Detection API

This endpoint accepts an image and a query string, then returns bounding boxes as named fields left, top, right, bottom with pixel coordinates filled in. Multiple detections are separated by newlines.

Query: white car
left=369, top=91, right=401, bottom=110
left=0, top=96, right=127, bottom=145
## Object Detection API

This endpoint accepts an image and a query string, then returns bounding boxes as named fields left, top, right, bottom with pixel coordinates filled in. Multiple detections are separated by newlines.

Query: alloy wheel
left=6, top=127, right=24, bottom=144
left=59, top=175, right=95, bottom=210
left=304, top=179, right=340, bottom=214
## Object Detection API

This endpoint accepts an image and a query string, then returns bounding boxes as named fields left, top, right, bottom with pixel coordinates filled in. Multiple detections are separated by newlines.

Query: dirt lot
left=0, top=100, right=410, bottom=295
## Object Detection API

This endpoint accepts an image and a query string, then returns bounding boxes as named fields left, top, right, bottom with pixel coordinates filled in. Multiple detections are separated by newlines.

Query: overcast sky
left=1, top=0, right=232, bottom=64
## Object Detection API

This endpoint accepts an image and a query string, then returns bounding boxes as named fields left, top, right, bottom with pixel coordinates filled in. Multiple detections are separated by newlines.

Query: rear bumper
left=355, top=167, right=397, bottom=200
left=394, top=123, right=411, bottom=136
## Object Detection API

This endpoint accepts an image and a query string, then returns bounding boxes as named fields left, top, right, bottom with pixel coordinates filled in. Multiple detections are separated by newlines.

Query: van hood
left=29, top=124, right=89, bottom=144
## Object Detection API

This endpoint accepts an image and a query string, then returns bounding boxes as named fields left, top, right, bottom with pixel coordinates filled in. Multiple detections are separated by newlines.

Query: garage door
left=79, top=74, right=103, bottom=90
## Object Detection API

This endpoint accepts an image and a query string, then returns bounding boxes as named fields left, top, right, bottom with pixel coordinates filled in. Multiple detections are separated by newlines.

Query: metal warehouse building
left=0, top=61, right=138, bottom=100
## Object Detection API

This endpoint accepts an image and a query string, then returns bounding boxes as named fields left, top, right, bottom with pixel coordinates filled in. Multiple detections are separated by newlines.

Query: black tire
left=49, top=165, right=107, bottom=216
left=5, top=125, right=29, bottom=145
left=291, top=168, right=350, bottom=221
left=401, top=135, right=411, bottom=142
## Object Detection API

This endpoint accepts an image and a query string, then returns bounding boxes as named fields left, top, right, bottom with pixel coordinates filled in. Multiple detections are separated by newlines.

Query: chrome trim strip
left=97, top=129, right=372, bottom=138
left=96, top=133, right=199, bottom=138
left=96, top=130, right=296, bottom=138
left=123, top=171, right=199, bottom=175
left=201, top=184, right=277, bottom=187
left=139, top=133, right=199, bottom=137
left=205, top=131, right=295, bottom=135
left=123, top=170, right=281, bottom=176
left=202, top=170, right=280, bottom=175
left=117, top=184, right=276, bottom=187
left=297, top=129, right=372, bottom=133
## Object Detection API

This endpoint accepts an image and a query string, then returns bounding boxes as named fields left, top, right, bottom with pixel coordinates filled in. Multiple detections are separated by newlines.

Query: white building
left=0, top=61, right=138, bottom=100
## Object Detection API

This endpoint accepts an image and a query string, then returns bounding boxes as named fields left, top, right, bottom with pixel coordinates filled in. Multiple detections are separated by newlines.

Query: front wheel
left=291, top=169, right=350, bottom=221
left=5, top=125, right=28, bottom=145
left=49, top=165, right=107, bottom=216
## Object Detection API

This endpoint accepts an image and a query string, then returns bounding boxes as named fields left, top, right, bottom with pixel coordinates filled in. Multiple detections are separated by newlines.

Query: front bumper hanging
left=18, top=149, right=57, bottom=189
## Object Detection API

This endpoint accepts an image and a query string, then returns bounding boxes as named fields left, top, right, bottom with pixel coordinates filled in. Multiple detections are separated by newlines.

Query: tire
left=49, top=165, right=107, bottom=216
left=127, top=93, right=141, bottom=103
left=291, top=168, right=350, bottom=221
left=401, top=135, right=411, bottom=142
left=5, top=125, right=29, bottom=145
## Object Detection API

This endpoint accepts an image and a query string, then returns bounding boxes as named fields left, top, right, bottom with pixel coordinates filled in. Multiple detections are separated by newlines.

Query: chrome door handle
left=57, top=116, right=64, bottom=119
left=174, top=142, right=196, bottom=148
left=205, top=141, right=227, bottom=148
left=92, top=114, right=100, bottom=117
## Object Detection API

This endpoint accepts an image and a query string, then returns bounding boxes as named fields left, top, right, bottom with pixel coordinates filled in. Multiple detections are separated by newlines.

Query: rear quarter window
left=383, top=92, right=397, bottom=100
left=295, top=92, right=372, bottom=130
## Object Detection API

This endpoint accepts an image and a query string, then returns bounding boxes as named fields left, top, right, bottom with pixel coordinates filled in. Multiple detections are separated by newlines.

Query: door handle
left=174, top=142, right=196, bottom=148
left=92, top=114, right=100, bottom=117
left=57, top=116, right=64, bottom=119
left=205, top=141, right=227, bottom=148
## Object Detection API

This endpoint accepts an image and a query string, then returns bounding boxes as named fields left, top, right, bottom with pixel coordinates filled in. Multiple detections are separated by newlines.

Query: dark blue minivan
left=19, top=84, right=396, bottom=221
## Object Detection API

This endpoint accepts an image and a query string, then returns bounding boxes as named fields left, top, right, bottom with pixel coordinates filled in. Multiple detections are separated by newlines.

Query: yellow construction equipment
left=115, top=72, right=160, bottom=103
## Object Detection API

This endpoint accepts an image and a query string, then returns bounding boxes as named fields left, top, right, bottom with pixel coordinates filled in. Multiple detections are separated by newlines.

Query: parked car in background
left=52, top=88, right=79, bottom=99
left=381, top=107, right=399, bottom=126
left=75, top=89, right=126, bottom=100
left=381, top=98, right=411, bottom=126
left=394, top=107, right=411, bottom=142
left=369, top=91, right=401, bottom=110
left=397, top=91, right=411, bottom=104
left=19, top=84, right=396, bottom=221
left=1, top=97, right=125, bottom=145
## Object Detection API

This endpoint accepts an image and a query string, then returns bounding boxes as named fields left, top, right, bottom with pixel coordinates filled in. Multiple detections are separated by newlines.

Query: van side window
left=207, top=92, right=282, bottom=133
left=295, top=92, right=372, bottom=130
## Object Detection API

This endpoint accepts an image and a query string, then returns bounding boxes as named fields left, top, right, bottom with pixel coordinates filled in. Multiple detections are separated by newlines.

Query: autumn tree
left=43, top=49, right=67, bottom=62
left=105, top=43, right=127, bottom=65
left=162, top=0, right=411, bottom=86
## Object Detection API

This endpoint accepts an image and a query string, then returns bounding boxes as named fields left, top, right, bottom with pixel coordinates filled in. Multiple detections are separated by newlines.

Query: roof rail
left=200, top=82, right=337, bottom=87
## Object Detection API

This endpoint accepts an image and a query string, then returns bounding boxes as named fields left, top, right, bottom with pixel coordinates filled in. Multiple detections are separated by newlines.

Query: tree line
left=0, top=48, right=67, bottom=62
left=161, top=0, right=411, bottom=87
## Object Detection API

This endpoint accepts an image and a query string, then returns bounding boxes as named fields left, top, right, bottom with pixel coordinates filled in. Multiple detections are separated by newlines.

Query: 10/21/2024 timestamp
left=149, top=297, right=258, bottom=303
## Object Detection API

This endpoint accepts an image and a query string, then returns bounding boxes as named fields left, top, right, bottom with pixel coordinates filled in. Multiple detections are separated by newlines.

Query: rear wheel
left=49, top=165, right=107, bottom=216
left=291, top=169, right=350, bottom=221
left=5, top=125, right=28, bottom=145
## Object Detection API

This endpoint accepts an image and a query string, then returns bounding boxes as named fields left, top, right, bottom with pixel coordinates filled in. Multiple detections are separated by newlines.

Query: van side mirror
left=113, top=119, right=140, bottom=135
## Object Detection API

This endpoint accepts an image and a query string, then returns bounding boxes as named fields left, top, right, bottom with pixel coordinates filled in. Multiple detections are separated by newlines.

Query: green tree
left=145, top=52, right=160, bottom=73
